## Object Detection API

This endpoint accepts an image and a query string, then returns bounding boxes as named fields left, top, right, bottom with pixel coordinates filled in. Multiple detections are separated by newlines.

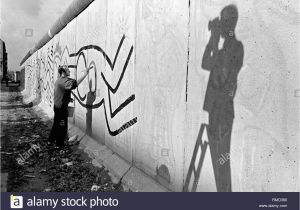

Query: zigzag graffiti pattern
left=70, top=35, right=136, bottom=136
left=24, top=35, right=136, bottom=136
left=54, top=34, right=137, bottom=136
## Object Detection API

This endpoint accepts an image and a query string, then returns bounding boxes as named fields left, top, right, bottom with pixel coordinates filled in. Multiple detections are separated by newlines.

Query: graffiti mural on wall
left=36, top=34, right=137, bottom=136
left=24, top=57, right=39, bottom=101
left=24, top=63, right=34, bottom=96
left=71, top=35, right=137, bottom=136
left=39, top=45, right=55, bottom=108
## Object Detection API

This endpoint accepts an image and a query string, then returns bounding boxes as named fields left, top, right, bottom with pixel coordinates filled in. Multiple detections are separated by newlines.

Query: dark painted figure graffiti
left=202, top=5, right=244, bottom=192
left=86, top=80, right=96, bottom=136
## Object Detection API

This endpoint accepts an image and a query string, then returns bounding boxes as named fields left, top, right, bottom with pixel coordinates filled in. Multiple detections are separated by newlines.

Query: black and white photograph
left=0, top=0, right=299, bottom=209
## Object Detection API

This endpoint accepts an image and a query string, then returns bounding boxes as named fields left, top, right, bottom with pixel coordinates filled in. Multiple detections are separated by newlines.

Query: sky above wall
left=0, top=0, right=73, bottom=71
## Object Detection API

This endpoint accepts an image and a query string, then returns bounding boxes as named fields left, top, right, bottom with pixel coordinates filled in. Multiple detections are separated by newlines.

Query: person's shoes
left=46, top=141, right=55, bottom=148
left=68, top=135, right=79, bottom=146
left=55, top=144, right=65, bottom=149
left=68, top=135, right=78, bottom=143
left=59, top=150, right=67, bottom=155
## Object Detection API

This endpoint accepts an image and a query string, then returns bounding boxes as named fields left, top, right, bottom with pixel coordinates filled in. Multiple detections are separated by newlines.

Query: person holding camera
left=202, top=5, right=244, bottom=192
left=48, top=65, right=92, bottom=149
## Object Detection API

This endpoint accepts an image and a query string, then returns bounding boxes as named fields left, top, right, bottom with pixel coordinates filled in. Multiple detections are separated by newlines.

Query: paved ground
left=0, top=82, right=125, bottom=192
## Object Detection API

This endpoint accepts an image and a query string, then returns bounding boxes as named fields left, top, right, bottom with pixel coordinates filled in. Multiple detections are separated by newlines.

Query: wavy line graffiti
left=36, top=34, right=137, bottom=136
left=37, top=44, right=55, bottom=108
left=71, top=35, right=136, bottom=136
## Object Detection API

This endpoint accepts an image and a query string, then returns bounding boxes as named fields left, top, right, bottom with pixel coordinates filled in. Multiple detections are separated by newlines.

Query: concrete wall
left=19, top=68, right=25, bottom=91
left=21, top=0, right=299, bottom=192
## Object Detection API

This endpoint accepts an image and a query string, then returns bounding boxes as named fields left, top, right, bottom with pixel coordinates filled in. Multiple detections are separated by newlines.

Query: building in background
left=0, top=39, right=8, bottom=81
left=15, top=71, right=21, bottom=82
left=7, top=71, right=16, bottom=81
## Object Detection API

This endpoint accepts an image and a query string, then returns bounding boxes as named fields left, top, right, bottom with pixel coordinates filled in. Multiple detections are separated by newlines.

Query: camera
left=208, top=17, right=220, bottom=31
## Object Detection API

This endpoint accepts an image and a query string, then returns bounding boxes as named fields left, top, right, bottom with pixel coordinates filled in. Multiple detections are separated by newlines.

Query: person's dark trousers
left=208, top=108, right=233, bottom=192
left=48, top=106, right=68, bottom=147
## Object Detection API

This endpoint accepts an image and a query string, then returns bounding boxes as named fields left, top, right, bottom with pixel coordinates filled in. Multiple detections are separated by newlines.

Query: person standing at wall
left=48, top=65, right=92, bottom=148
left=201, top=5, right=244, bottom=192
